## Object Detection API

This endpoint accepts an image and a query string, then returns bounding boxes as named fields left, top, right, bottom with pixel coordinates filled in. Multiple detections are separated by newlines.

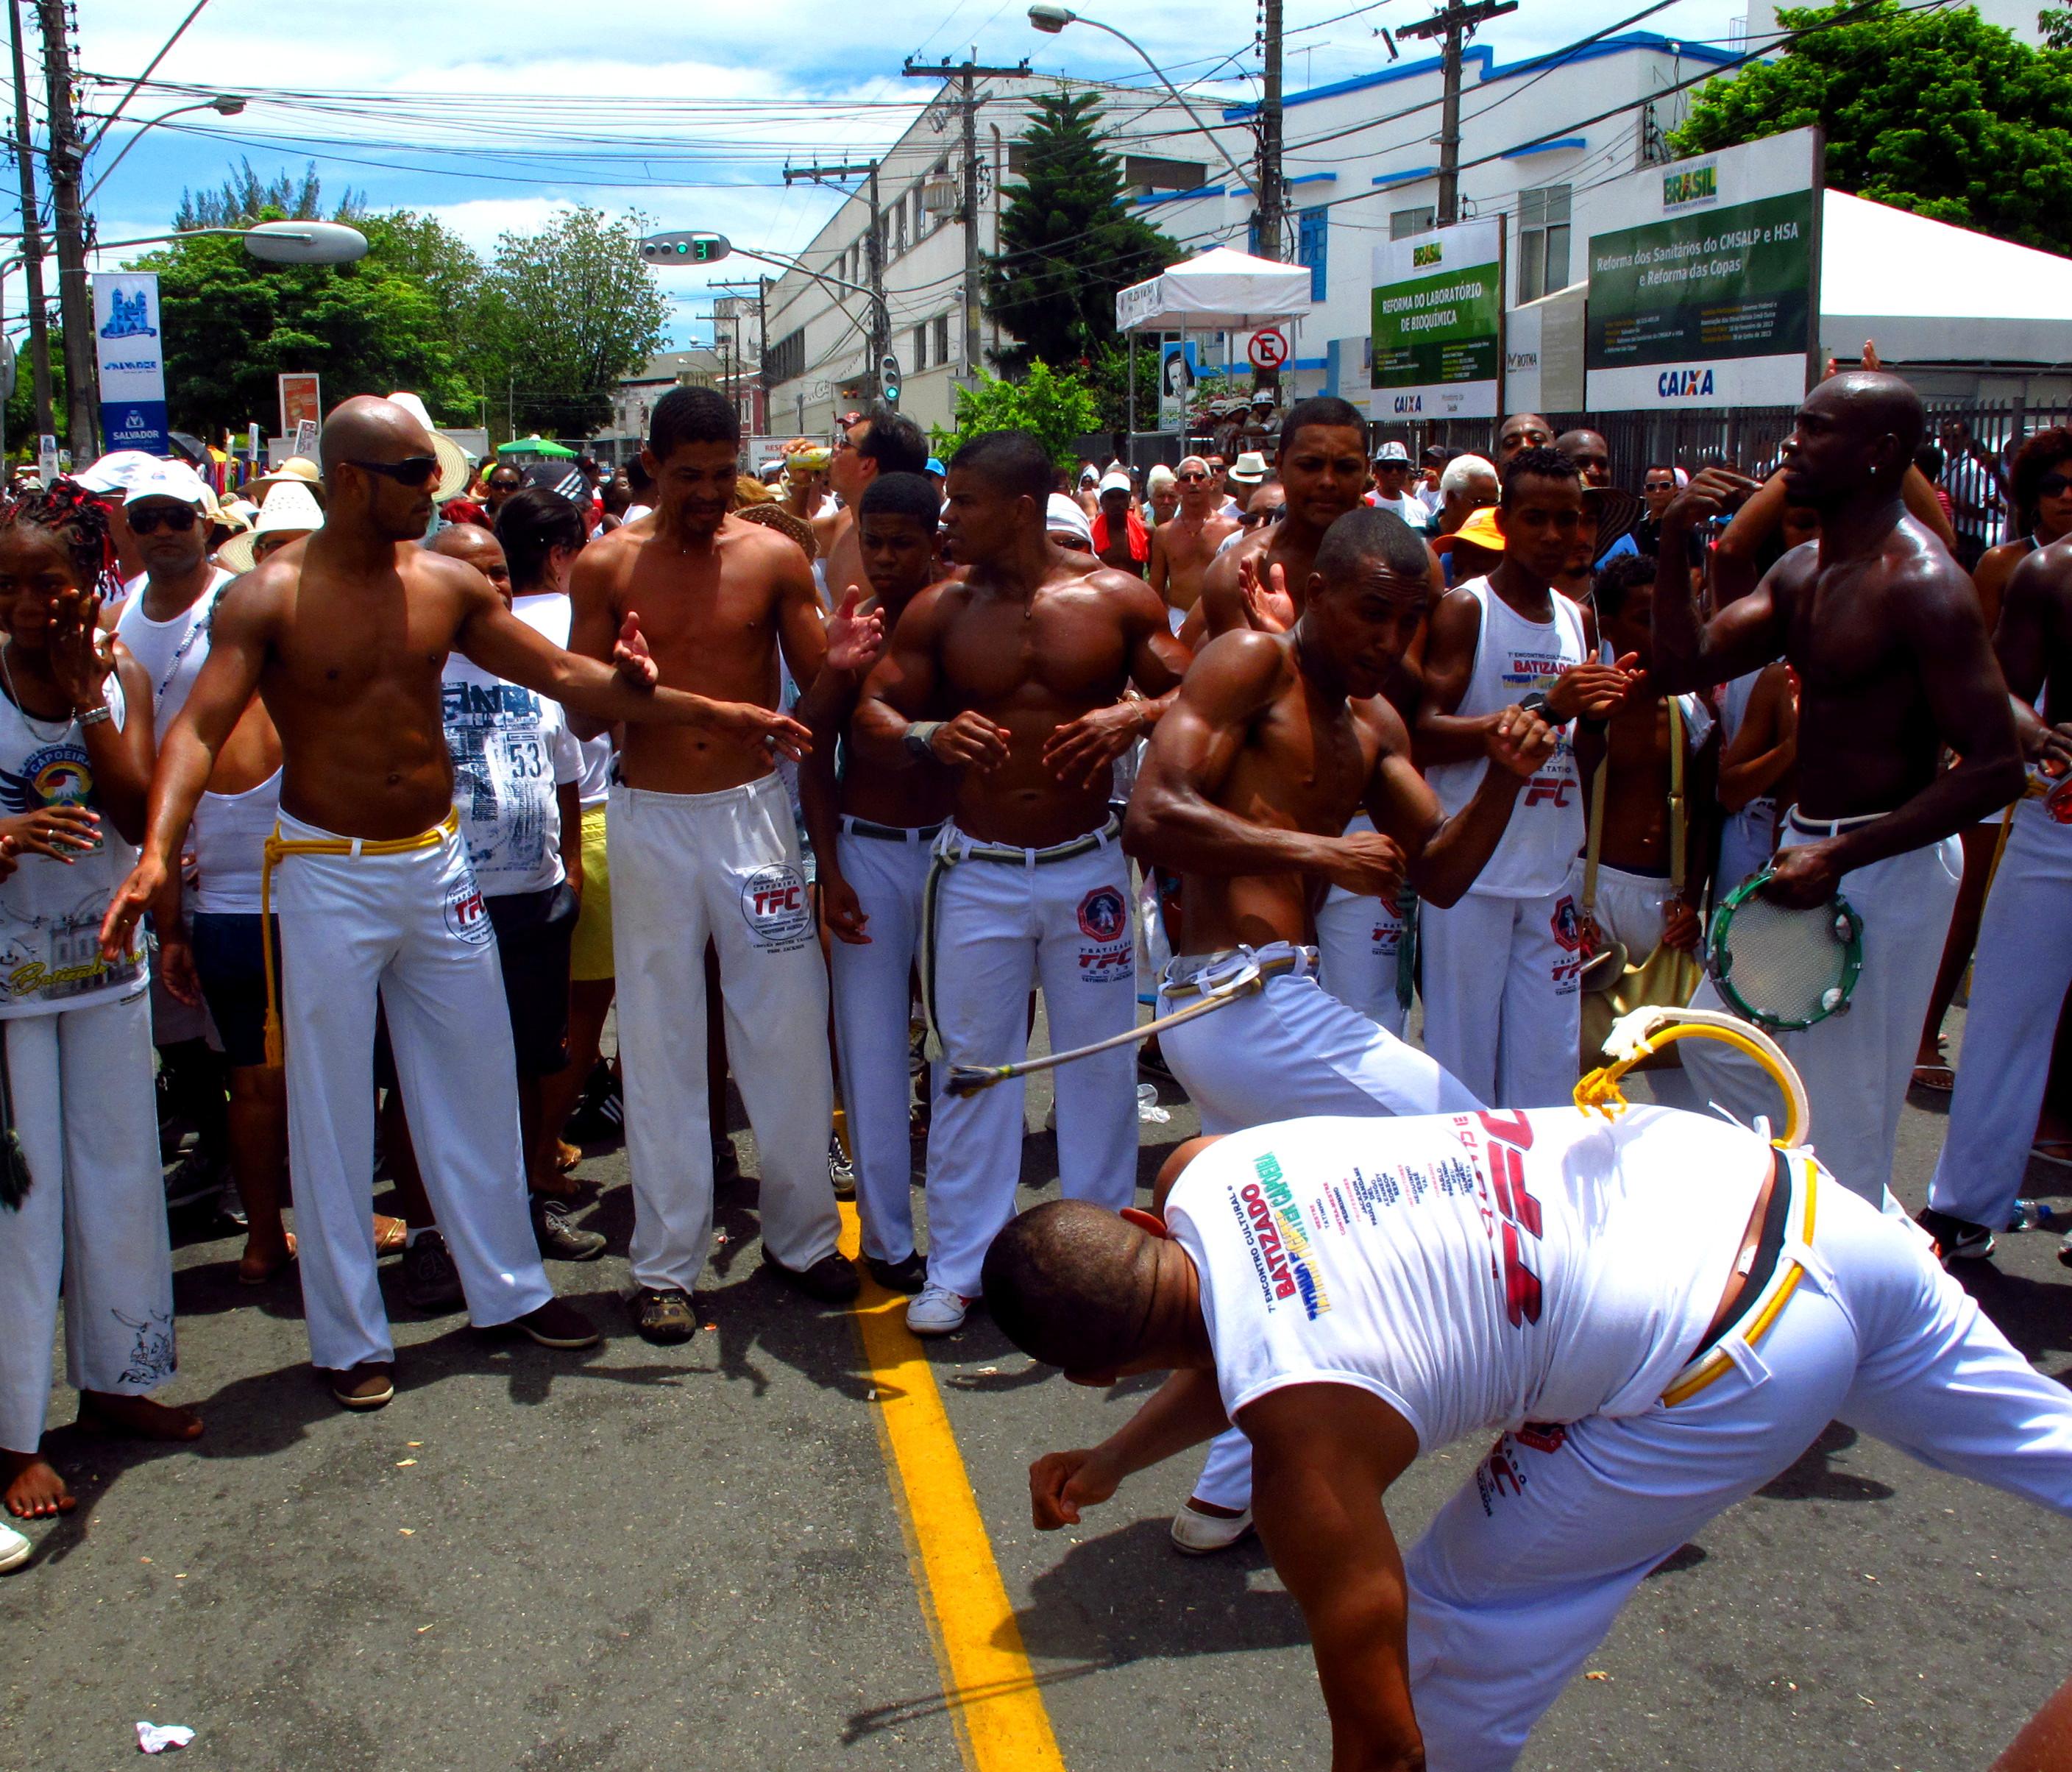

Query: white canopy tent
left=1820, top=190, right=2072, bottom=369
left=1114, top=245, right=1316, bottom=333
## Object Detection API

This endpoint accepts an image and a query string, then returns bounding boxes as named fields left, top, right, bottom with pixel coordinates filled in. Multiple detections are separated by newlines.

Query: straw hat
left=217, top=479, right=324, bottom=573
left=247, top=455, right=324, bottom=507
left=735, top=500, right=816, bottom=559
left=386, top=391, right=472, bottom=502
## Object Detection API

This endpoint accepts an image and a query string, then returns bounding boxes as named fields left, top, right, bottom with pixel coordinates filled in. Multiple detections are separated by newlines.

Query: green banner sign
left=1586, top=189, right=1813, bottom=372
left=1371, top=259, right=1502, bottom=389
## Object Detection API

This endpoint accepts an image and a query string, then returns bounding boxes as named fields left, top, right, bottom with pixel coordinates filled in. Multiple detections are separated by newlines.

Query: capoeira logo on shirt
left=1076, top=885, right=1134, bottom=984
left=740, top=864, right=814, bottom=953
left=444, top=879, right=493, bottom=946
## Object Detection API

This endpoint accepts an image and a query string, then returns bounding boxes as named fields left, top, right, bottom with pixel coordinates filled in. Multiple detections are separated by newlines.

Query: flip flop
left=2031, top=1140, right=2072, bottom=1168
left=373, top=1216, right=408, bottom=1255
left=1911, top=1063, right=1956, bottom=1093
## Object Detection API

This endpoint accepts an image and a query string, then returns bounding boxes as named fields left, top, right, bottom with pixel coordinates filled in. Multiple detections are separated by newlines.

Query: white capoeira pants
left=829, top=818, right=940, bottom=1264
left=1588, top=862, right=1672, bottom=958
left=1161, top=943, right=1483, bottom=1511
left=1929, top=798, right=2070, bottom=1228
left=1314, top=818, right=1407, bottom=1037
left=1419, top=885, right=1585, bottom=1109
left=923, top=819, right=1138, bottom=1299
left=611, top=775, right=840, bottom=1289
left=1664, top=812, right=1962, bottom=1205
left=273, top=812, right=551, bottom=1371
left=1716, top=798, right=1778, bottom=905
left=0, top=987, right=171, bottom=1451
left=1400, top=1169, right=2072, bottom=1771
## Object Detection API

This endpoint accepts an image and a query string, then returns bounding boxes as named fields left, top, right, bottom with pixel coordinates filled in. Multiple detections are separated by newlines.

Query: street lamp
left=86, top=220, right=369, bottom=263
left=1026, top=5, right=1259, bottom=196
left=83, top=96, right=245, bottom=205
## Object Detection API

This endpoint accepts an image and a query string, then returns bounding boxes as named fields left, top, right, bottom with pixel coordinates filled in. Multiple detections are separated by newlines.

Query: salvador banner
left=92, top=271, right=170, bottom=457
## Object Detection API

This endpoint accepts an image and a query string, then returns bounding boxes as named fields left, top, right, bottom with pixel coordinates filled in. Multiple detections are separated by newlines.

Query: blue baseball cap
left=925, top=457, right=946, bottom=477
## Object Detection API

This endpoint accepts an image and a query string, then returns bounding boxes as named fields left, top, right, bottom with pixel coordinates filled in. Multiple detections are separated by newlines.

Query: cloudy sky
left=63, top=0, right=1744, bottom=348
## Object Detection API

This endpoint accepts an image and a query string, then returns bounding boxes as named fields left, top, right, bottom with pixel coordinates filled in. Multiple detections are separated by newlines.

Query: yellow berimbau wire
left=1574, top=1007, right=1811, bottom=1149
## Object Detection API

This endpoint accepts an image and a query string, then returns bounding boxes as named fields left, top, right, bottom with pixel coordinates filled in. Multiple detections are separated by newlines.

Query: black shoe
left=401, top=1230, right=465, bottom=1314
left=163, top=1150, right=224, bottom=1211
left=1138, top=1044, right=1175, bottom=1084
left=1916, top=1205, right=1995, bottom=1265
left=712, top=1137, right=741, bottom=1185
left=866, top=1251, right=928, bottom=1294
left=510, top=1297, right=600, bottom=1349
left=631, top=1286, right=698, bottom=1344
left=828, top=1133, right=856, bottom=1200
left=765, top=1249, right=861, bottom=1303
left=564, top=1063, right=624, bottom=1146
left=531, top=1196, right=606, bottom=1262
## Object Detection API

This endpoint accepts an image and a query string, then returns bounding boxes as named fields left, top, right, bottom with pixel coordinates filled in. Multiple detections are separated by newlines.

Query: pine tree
left=982, top=91, right=1177, bottom=376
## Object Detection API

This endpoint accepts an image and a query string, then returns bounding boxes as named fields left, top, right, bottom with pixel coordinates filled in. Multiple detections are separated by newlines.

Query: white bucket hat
left=216, top=478, right=324, bottom=573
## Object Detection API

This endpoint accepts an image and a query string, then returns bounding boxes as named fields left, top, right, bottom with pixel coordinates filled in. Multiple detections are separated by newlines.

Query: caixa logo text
left=1658, top=368, right=1716, bottom=399
left=1391, top=394, right=1424, bottom=414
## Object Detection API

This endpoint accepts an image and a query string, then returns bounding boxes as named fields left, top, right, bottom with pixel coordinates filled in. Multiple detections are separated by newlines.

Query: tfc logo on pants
left=444, top=879, right=492, bottom=945
left=740, top=863, right=813, bottom=951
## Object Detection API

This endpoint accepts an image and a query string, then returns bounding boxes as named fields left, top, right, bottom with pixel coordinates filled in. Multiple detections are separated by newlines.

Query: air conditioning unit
left=921, top=173, right=959, bottom=216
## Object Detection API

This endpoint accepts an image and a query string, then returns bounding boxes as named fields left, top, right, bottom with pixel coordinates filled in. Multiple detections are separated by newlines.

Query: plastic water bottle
left=2007, top=1198, right=2059, bottom=1232
left=1136, top=1082, right=1170, bottom=1125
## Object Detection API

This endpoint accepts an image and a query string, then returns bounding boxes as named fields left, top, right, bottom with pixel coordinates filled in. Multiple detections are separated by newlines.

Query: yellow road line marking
left=840, top=1205, right=1068, bottom=1771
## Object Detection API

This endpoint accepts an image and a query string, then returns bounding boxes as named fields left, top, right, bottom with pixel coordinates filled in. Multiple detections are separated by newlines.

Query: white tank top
left=191, top=770, right=283, bottom=917
left=0, top=674, right=146, bottom=1018
left=1424, top=578, right=1588, bottom=897
left=1166, top=1105, right=1766, bottom=1451
left=113, top=567, right=234, bottom=726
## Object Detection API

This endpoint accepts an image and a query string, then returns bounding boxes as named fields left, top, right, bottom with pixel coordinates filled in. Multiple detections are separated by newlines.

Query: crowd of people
left=1, top=370, right=2069, bottom=1768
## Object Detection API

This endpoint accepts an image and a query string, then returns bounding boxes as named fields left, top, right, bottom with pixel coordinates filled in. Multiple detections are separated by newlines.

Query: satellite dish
left=242, top=220, right=370, bottom=266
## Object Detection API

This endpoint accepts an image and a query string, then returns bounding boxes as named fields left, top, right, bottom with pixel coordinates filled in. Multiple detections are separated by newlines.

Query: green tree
left=2043, top=7, right=2072, bottom=50
left=1672, top=1, right=2072, bottom=254
left=130, top=212, right=477, bottom=438
left=1083, top=341, right=1160, bottom=437
left=930, top=361, right=1101, bottom=466
left=982, top=92, right=1177, bottom=376
left=472, top=206, right=669, bottom=438
left=174, top=157, right=363, bottom=231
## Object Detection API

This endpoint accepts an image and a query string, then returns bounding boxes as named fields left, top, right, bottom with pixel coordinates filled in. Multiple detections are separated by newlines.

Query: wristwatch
left=1516, top=690, right=1558, bottom=724
left=904, top=720, right=943, bottom=762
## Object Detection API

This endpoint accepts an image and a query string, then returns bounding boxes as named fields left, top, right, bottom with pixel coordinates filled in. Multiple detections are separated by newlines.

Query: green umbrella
left=497, top=434, right=578, bottom=458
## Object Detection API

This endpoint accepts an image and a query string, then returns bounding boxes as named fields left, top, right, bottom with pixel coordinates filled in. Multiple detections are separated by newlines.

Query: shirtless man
left=1496, top=411, right=1554, bottom=465
left=1649, top=372, right=2023, bottom=1206
left=1553, top=428, right=1611, bottom=488
left=800, top=472, right=956, bottom=1294
left=815, top=405, right=929, bottom=603
left=1146, top=456, right=1238, bottom=634
left=101, top=395, right=805, bottom=1409
left=1923, top=533, right=2072, bottom=1264
left=1125, top=505, right=1552, bottom=1550
left=568, top=386, right=879, bottom=1343
left=853, top=428, right=1189, bottom=1336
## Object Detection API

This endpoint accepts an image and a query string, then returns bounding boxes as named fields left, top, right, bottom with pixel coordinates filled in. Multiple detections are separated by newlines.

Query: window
left=1389, top=205, right=1436, bottom=240
left=893, top=207, right=906, bottom=258
left=912, top=185, right=926, bottom=238
left=1516, top=183, right=1572, bottom=303
left=767, top=327, right=806, bottom=385
left=934, top=313, right=951, bottom=367
left=1297, top=206, right=1328, bottom=302
left=914, top=324, right=928, bottom=372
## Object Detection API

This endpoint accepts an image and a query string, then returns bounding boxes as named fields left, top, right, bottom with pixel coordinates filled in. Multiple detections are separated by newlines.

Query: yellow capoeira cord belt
left=1572, top=1006, right=1818, bottom=1407
left=258, top=811, right=458, bottom=1067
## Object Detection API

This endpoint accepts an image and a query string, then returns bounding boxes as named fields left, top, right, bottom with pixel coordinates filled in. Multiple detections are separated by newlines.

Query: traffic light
left=880, top=353, right=902, bottom=407
left=639, top=231, right=732, bottom=266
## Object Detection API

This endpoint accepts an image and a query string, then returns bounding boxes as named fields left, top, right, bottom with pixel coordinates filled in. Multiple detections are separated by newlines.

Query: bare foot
left=77, top=1393, right=203, bottom=1442
left=238, top=1230, right=297, bottom=1285
left=374, top=1214, right=408, bottom=1255
left=2, top=1450, right=75, bottom=1518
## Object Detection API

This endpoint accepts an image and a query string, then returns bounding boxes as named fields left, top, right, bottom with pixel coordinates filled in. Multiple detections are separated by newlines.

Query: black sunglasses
left=346, top=456, right=439, bottom=488
left=129, top=505, right=199, bottom=534
left=1176, top=471, right=1209, bottom=483
left=2038, top=472, right=2072, bottom=499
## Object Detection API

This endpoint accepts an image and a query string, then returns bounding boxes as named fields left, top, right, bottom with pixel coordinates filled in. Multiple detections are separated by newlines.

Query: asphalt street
left=3, top=999, right=2068, bottom=1772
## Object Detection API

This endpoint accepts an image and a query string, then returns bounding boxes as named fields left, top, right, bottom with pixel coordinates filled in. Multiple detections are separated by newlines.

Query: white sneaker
left=1170, top=1501, right=1254, bottom=1555
left=0, top=1520, right=29, bottom=1574
left=906, top=1283, right=971, bottom=1336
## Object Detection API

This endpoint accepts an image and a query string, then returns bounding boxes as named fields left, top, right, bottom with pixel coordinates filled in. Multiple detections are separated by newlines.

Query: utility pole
left=1397, top=0, right=1516, bottom=227
left=35, top=0, right=96, bottom=459
left=9, top=0, right=52, bottom=437
left=901, top=55, right=1028, bottom=383
left=783, top=158, right=889, bottom=400
left=712, top=276, right=770, bottom=433
left=1255, top=0, right=1286, bottom=260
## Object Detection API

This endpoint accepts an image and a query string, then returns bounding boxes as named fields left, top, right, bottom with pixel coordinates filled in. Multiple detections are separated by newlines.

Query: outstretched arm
left=1028, top=1367, right=1230, bottom=1532
left=100, top=575, right=269, bottom=957
left=1651, top=469, right=1792, bottom=693
left=1245, top=1385, right=1424, bottom=1772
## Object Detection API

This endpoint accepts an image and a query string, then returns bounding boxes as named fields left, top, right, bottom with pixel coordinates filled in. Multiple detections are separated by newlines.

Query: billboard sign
left=92, top=272, right=169, bottom=456
left=1369, top=219, right=1503, bottom=422
left=1584, top=127, right=1820, bottom=411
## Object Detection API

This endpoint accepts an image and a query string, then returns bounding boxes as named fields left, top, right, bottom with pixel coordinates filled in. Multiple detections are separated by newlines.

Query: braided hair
left=0, top=478, right=116, bottom=594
